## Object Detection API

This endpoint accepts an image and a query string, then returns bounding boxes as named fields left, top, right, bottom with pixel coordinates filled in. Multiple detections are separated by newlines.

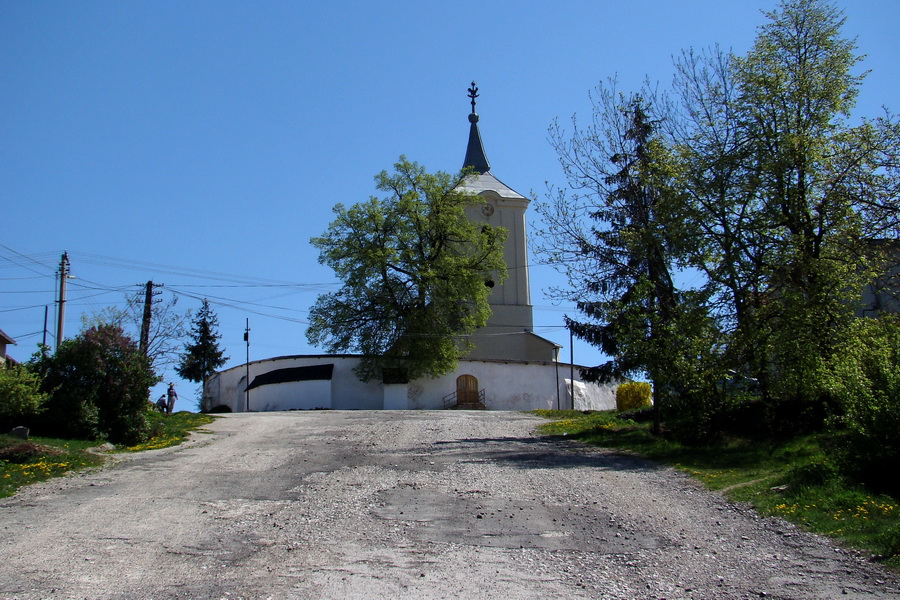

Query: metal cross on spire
left=462, top=81, right=489, bottom=173
left=468, top=81, right=479, bottom=114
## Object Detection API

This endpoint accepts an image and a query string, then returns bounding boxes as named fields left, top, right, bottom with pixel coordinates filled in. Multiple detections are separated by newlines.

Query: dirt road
left=0, top=411, right=897, bottom=599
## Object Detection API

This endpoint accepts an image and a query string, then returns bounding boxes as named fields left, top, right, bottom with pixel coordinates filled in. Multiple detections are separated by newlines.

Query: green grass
left=531, top=409, right=900, bottom=569
left=0, top=411, right=217, bottom=498
left=120, top=411, right=216, bottom=452
left=0, top=435, right=105, bottom=499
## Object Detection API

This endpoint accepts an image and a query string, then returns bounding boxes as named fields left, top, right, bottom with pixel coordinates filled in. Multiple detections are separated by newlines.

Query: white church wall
left=329, top=358, right=383, bottom=410
left=566, top=378, right=618, bottom=411
left=202, top=355, right=617, bottom=413
left=251, top=379, right=331, bottom=411
left=383, top=383, right=410, bottom=410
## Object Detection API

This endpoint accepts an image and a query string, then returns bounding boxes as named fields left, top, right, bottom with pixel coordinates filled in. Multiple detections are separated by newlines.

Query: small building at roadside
left=0, top=329, right=17, bottom=367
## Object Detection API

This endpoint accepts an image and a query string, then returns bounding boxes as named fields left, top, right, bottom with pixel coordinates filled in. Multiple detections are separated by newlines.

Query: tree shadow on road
left=430, top=435, right=666, bottom=473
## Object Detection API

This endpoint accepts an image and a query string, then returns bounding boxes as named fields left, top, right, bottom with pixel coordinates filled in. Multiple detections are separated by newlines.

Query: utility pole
left=140, top=281, right=153, bottom=354
left=554, top=346, right=561, bottom=410
left=56, top=252, right=70, bottom=350
left=42, top=305, right=49, bottom=349
left=244, top=318, right=251, bottom=412
left=139, top=281, right=163, bottom=356
left=570, top=328, right=575, bottom=410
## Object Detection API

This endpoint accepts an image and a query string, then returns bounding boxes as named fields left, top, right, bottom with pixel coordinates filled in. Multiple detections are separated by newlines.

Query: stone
left=8, top=426, right=29, bottom=440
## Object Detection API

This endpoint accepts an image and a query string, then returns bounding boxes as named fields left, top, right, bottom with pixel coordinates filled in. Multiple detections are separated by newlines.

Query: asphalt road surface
left=1, top=411, right=898, bottom=600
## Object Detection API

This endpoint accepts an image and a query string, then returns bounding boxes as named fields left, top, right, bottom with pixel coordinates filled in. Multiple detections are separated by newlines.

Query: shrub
left=616, top=381, right=652, bottom=412
left=824, top=316, right=900, bottom=496
left=31, top=324, right=159, bottom=445
left=876, top=524, right=900, bottom=564
left=0, top=365, right=47, bottom=429
left=662, top=384, right=746, bottom=446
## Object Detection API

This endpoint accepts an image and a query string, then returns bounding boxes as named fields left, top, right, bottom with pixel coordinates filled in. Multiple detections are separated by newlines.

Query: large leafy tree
left=672, top=0, right=900, bottom=426
left=30, top=324, right=158, bottom=445
left=539, top=0, right=900, bottom=440
left=307, top=157, right=507, bottom=382
left=177, top=299, right=228, bottom=396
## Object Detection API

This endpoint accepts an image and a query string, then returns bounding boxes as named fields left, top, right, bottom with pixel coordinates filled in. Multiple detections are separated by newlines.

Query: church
left=201, top=86, right=617, bottom=412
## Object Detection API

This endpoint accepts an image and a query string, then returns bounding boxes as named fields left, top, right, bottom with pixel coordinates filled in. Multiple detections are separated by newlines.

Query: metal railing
left=441, top=388, right=485, bottom=409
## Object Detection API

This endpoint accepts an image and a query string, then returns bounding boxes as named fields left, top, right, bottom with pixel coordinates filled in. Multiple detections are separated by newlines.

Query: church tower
left=458, top=83, right=559, bottom=362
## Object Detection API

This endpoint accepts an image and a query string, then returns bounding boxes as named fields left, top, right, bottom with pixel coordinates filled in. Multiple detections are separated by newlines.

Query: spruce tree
left=177, top=299, right=228, bottom=397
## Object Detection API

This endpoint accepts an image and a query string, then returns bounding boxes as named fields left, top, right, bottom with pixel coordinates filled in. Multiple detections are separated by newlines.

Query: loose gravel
left=0, top=410, right=897, bottom=599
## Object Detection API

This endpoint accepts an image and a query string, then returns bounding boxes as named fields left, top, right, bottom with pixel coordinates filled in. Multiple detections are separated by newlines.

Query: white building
left=202, top=86, right=617, bottom=413
left=0, top=329, right=16, bottom=367
left=203, top=353, right=615, bottom=412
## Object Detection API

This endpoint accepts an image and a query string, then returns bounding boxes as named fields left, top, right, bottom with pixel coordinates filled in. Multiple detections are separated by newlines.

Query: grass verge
left=0, top=412, right=216, bottom=498
left=121, top=411, right=217, bottom=452
left=0, top=435, right=105, bottom=499
left=532, top=409, right=900, bottom=569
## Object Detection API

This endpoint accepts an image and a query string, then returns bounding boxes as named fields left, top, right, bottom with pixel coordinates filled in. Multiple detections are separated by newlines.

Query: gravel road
left=0, top=410, right=897, bottom=600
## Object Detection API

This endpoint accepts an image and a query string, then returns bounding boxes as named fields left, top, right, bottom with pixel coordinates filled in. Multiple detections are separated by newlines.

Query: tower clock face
left=481, top=202, right=495, bottom=217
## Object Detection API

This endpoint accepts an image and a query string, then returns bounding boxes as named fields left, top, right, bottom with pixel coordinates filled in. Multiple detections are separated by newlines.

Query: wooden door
left=456, top=374, right=478, bottom=404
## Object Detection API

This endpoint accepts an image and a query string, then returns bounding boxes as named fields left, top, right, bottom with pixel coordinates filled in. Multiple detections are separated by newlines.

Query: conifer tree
left=177, top=299, right=228, bottom=396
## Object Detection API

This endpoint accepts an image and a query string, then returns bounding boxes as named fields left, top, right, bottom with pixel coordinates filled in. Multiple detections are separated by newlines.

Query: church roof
left=462, top=81, right=490, bottom=174
left=457, top=170, right=526, bottom=200
left=463, top=114, right=491, bottom=174
left=458, top=82, right=526, bottom=201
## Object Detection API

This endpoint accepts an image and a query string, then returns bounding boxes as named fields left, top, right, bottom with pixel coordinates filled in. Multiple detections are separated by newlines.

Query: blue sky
left=2, top=1, right=898, bottom=403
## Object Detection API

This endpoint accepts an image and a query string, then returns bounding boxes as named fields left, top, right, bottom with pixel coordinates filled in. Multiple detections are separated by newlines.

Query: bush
left=876, top=524, right=900, bottom=564
left=616, top=381, right=652, bottom=411
left=824, top=316, right=900, bottom=496
left=31, top=324, right=159, bottom=445
left=662, top=384, right=745, bottom=446
left=0, top=365, right=47, bottom=429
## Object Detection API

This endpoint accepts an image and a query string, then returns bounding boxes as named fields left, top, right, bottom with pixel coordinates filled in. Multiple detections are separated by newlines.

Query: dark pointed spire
left=463, top=81, right=491, bottom=174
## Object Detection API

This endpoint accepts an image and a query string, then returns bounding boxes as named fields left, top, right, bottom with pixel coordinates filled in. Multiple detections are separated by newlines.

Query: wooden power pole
left=139, top=281, right=162, bottom=356
left=56, top=252, right=70, bottom=350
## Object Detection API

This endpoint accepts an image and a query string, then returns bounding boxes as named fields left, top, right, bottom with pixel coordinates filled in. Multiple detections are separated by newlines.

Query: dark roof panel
left=247, top=364, right=334, bottom=391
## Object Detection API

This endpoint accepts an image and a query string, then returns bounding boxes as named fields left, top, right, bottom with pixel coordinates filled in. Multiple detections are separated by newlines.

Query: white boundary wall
left=202, top=355, right=617, bottom=413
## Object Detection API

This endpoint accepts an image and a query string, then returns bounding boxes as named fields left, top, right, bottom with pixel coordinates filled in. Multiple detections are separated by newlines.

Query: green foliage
left=0, top=365, right=47, bottom=428
left=615, top=381, right=652, bottom=411
left=30, top=324, right=159, bottom=445
left=540, top=0, right=900, bottom=443
left=824, top=316, right=900, bottom=496
left=177, top=299, right=228, bottom=394
left=541, top=96, right=689, bottom=386
left=674, top=0, right=893, bottom=427
left=0, top=435, right=104, bottom=499
left=877, top=524, right=900, bottom=566
left=307, top=157, right=507, bottom=382
left=122, top=410, right=216, bottom=452
left=82, top=291, right=191, bottom=374
left=0, top=412, right=214, bottom=498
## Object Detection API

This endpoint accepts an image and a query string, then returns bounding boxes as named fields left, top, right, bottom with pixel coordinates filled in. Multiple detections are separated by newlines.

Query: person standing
left=166, top=383, right=178, bottom=415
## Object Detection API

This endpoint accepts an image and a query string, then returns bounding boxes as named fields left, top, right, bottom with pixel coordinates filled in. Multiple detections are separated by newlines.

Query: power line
left=0, top=276, right=47, bottom=281
left=0, top=305, right=49, bottom=313
left=0, top=244, right=57, bottom=275
left=168, top=287, right=310, bottom=325
left=73, top=251, right=320, bottom=286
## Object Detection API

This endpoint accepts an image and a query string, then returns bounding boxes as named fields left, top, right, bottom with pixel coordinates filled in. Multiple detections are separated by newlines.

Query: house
left=0, top=329, right=17, bottom=367
left=858, top=239, right=900, bottom=317
left=201, top=86, right=617, bottom=413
